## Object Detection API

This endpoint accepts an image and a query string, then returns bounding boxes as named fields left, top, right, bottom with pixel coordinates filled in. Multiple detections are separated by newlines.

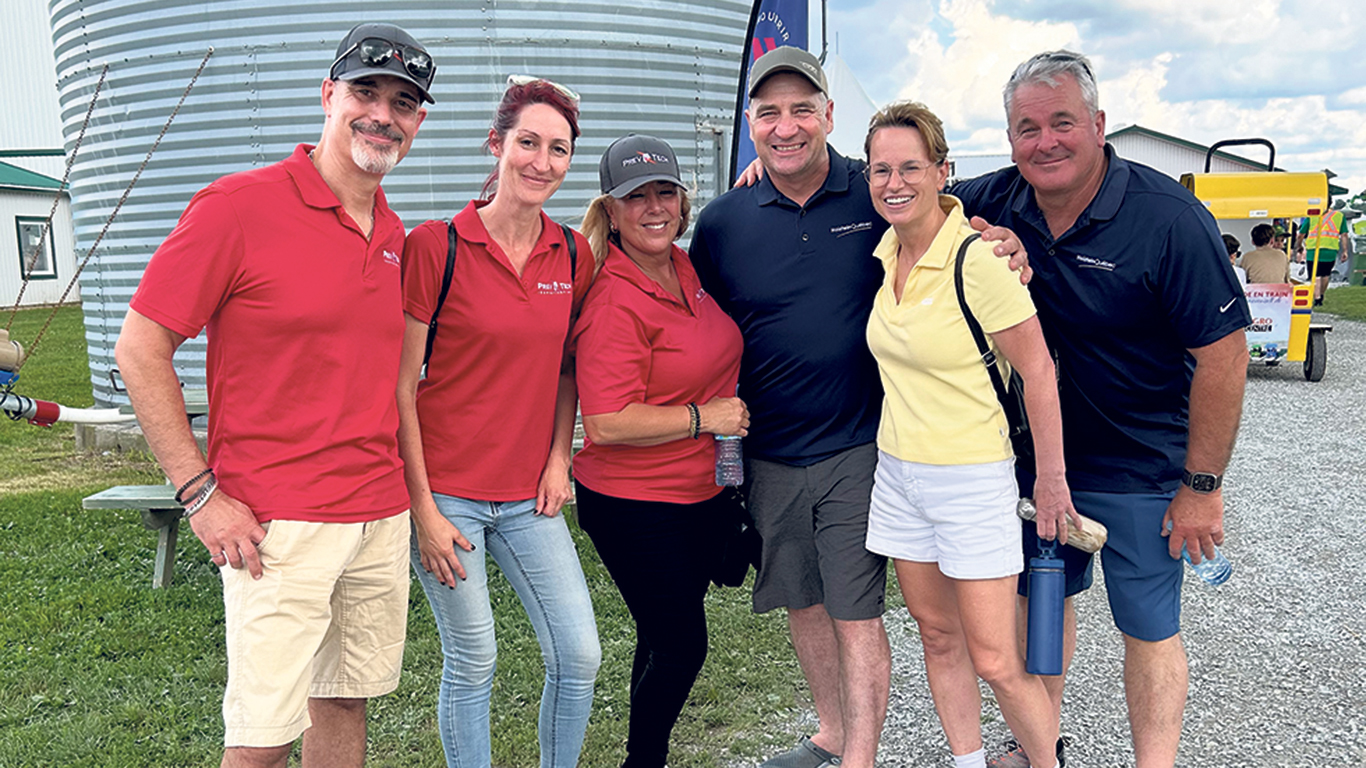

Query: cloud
left=885, top=0, right=1082, bottom=136
left=825, top=0, right=1366, bottom=195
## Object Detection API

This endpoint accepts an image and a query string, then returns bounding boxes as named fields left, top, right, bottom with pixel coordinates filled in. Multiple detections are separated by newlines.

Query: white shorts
left=866, top=452, right=1023, bottom=580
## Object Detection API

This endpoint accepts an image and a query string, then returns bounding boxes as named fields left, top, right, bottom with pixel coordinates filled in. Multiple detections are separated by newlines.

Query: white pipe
left=57, top=405, right=139, bottom=424
left=1, top=392, right=137, bottom=425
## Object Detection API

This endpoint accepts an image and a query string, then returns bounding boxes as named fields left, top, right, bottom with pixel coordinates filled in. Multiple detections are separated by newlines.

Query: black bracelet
left=686, top=402, right=700, bottom=439
left=175, top=468, right=215, bottom=505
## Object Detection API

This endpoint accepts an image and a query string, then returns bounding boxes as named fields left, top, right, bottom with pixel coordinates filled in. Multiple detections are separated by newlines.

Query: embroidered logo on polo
left=537, top=281, right=574, bottom=295
left=831, top=221, right=874, bottom=238
left=1074, top=253, right=1116, bottom=271
left=382, top=250, right=401, bottom=267
left=695, top=287, right=708, bottom=303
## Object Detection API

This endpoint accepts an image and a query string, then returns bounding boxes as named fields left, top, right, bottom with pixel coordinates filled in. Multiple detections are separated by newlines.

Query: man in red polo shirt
left=114, top=22, right=432, bottom=768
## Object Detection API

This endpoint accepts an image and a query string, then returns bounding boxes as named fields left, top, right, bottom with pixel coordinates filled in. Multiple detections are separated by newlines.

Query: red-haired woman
left=397, top=76, right=601, bottom=768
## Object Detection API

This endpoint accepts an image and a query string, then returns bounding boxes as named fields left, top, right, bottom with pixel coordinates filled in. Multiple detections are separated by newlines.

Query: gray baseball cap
left=330, top=23, right=436, bottom=103
left=599, top=135, right=684, bottom=198
left=747, top=46, right=828, bottom=98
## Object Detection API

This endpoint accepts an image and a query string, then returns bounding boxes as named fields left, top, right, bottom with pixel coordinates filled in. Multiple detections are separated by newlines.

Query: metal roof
left=0, top=160, right=64, bottom=192
left=1106, top=125, right=1283, bottom=171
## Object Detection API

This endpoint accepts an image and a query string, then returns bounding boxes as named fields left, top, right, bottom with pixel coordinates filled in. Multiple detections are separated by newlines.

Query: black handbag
left=952, top=234, right=1034, bottom=463
left=710, top=487, right=762, bottom=588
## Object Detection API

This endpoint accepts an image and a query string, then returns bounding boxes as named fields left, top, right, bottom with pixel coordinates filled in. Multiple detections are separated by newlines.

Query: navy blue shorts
left=1017, top=479, right=1183, bottom=642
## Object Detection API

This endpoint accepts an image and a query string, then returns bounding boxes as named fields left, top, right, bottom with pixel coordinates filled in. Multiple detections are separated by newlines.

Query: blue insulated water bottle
left=1026, top=537, right=1065, bottom=676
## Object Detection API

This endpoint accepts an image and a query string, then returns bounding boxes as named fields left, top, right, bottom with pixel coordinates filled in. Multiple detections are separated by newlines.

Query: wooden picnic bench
left=82, top=484, right=184, bottom=588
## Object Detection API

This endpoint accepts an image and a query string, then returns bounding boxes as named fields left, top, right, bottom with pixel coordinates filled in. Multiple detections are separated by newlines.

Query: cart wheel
left=1304, top=330, right=1326, bottom=382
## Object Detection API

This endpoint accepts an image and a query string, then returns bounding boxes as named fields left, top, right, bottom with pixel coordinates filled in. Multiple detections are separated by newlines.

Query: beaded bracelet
left=181, top=475, right=219, bottom=519
left=686, top=402, right=701, bottom=439
left=174, top=467, right=215, bottom=504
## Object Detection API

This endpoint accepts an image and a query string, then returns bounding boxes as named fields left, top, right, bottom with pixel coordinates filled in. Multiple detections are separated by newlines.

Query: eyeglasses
left=506, top=74, right=580, bottom=104
left=332, top=37, right=435, bottom=84
left=864, top=161, right=939, bottom=187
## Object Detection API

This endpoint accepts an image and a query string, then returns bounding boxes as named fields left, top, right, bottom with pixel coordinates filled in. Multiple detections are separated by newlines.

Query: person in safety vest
left=1294, top=199, right=1348, bottom=304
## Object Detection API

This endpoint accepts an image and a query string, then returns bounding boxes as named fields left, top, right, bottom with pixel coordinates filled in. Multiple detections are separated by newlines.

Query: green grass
left=0, top=306, right=810, bottom=767
left=1323, top=284, right=1366, bottom=321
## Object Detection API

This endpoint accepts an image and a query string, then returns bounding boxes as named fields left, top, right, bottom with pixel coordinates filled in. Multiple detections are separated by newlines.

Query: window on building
left=15, top=217, right=56, bottom=281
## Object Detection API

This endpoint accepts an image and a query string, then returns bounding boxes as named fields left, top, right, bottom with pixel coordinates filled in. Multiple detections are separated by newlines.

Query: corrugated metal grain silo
left=49, top=1, right=751, bottom=405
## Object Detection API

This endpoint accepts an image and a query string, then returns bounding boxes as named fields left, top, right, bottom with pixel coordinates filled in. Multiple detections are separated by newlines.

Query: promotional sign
left=1245, top=283, right=1292, bottom=360
left=731, top=0, right=809, bottom=182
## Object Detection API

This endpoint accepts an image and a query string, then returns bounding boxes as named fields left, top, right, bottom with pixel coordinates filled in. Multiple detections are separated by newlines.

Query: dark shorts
left=1307, top=256, right=1337, bottom=279
left=1017, top=486, right=1183, bottom=642
left=746, top=442, right=886, bottom=621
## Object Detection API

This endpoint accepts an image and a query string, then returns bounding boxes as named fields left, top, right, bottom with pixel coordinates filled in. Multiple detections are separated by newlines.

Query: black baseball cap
left=330, top=23, right=436, bottom=104
left=747, top=46, right=828, bottom=98
left=599, top=135, right=684, bottom=198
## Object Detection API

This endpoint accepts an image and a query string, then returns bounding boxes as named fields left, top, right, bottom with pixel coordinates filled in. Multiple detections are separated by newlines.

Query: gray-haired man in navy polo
left=952, top=51, right=1250, bottom=768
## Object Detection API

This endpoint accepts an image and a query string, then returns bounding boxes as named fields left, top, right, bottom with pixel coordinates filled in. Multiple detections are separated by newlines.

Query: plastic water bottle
left=1165, top=520, right=1232, bottom=585
left=714, top=435, right=744, bottom=486
left=1183, top=545, right=1233, bottom=585
left=1025, top=537, right=1065, bottom=675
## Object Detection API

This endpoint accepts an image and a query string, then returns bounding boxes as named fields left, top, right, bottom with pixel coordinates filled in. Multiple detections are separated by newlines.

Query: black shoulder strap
left=560, top=222, right=583, bottom=325
left=421, top=220, right=458, bottom=376
left=560, top=222, right=578, bottom=279
left=423, top=221, right=577, bottom=377
left=951, top=233, right=1015, bottom=414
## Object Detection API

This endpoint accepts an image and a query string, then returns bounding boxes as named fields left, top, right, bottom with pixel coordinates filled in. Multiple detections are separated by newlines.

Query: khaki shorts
left=220, top=511, right=410, bottom=748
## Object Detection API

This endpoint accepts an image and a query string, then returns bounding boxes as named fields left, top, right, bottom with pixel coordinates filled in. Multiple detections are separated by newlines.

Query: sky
left=814, top=0, right=1366, bottom=198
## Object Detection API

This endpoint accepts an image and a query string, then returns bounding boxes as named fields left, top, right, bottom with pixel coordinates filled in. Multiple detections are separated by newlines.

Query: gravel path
left=769, top=314, right=1366, bottom=767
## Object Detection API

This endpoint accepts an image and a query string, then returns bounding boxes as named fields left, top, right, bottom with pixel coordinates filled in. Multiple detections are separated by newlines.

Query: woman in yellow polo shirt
left=862, top=101, right=1074, bottom=768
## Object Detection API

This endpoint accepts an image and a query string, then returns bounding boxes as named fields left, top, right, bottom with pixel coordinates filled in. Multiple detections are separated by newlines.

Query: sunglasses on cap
left=1037, top=50, right=1095, bottom=81
left=332, top=37, right=435, bottom=84
left=506, top=74, right=580, bottom=104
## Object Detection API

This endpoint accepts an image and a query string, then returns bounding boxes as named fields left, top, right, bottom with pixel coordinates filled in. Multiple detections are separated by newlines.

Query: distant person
left=398, top=76, right=600, bottom=768
left=1243, top=224, right=1290, bottom=284
left=1295, top=201, right=1347, bottom=304
left=572, top=134, right=747, bottom=768
left=1223, top=234, right=1247, bottom=287
left=1332, top=228, right=1352, bottom=282
left=860, top=100, right=1071, bottom=768
left=115, top=22, right=433, bottom=768
left=951, top=50, right=1250, bottom=768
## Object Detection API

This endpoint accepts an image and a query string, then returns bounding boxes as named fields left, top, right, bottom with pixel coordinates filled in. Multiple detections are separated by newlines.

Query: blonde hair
left=581, top=194, right=615, bottom=274
left=864, top=100, right=949, bottom=165
left=580, top=186, right=693, bottom=274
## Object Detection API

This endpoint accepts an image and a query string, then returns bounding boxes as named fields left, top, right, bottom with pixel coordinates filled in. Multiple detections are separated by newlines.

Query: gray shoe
left=760, top=736, right=841, bottom=768
left=987, top=735, right=1070, bottom=768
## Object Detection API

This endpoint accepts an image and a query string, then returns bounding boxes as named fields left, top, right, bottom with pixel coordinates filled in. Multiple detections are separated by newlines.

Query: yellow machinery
left=1180, top=138, right=1331, bottom=382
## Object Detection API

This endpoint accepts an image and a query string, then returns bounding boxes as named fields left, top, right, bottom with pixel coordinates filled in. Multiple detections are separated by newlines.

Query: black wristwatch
left=1181, top=469, right=1222, bottom=494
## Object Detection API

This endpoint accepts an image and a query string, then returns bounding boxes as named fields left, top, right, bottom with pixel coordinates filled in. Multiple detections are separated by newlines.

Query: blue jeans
left=411, top=495, right=601, bottom=768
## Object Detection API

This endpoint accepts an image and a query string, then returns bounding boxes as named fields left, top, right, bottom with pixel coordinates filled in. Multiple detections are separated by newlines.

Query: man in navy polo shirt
left=692, top=46, right=1027, bottom=768
left=952, top=51, right=1250, bottom=768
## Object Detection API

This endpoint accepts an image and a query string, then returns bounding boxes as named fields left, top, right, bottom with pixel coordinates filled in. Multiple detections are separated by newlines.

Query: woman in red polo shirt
left=397, top=77, right=600, bottom=768
left=571, top=134, right=747, bottom=768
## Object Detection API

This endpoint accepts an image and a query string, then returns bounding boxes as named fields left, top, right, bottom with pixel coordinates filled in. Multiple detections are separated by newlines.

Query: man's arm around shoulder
left=115, top=310, right=266, bottom=578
